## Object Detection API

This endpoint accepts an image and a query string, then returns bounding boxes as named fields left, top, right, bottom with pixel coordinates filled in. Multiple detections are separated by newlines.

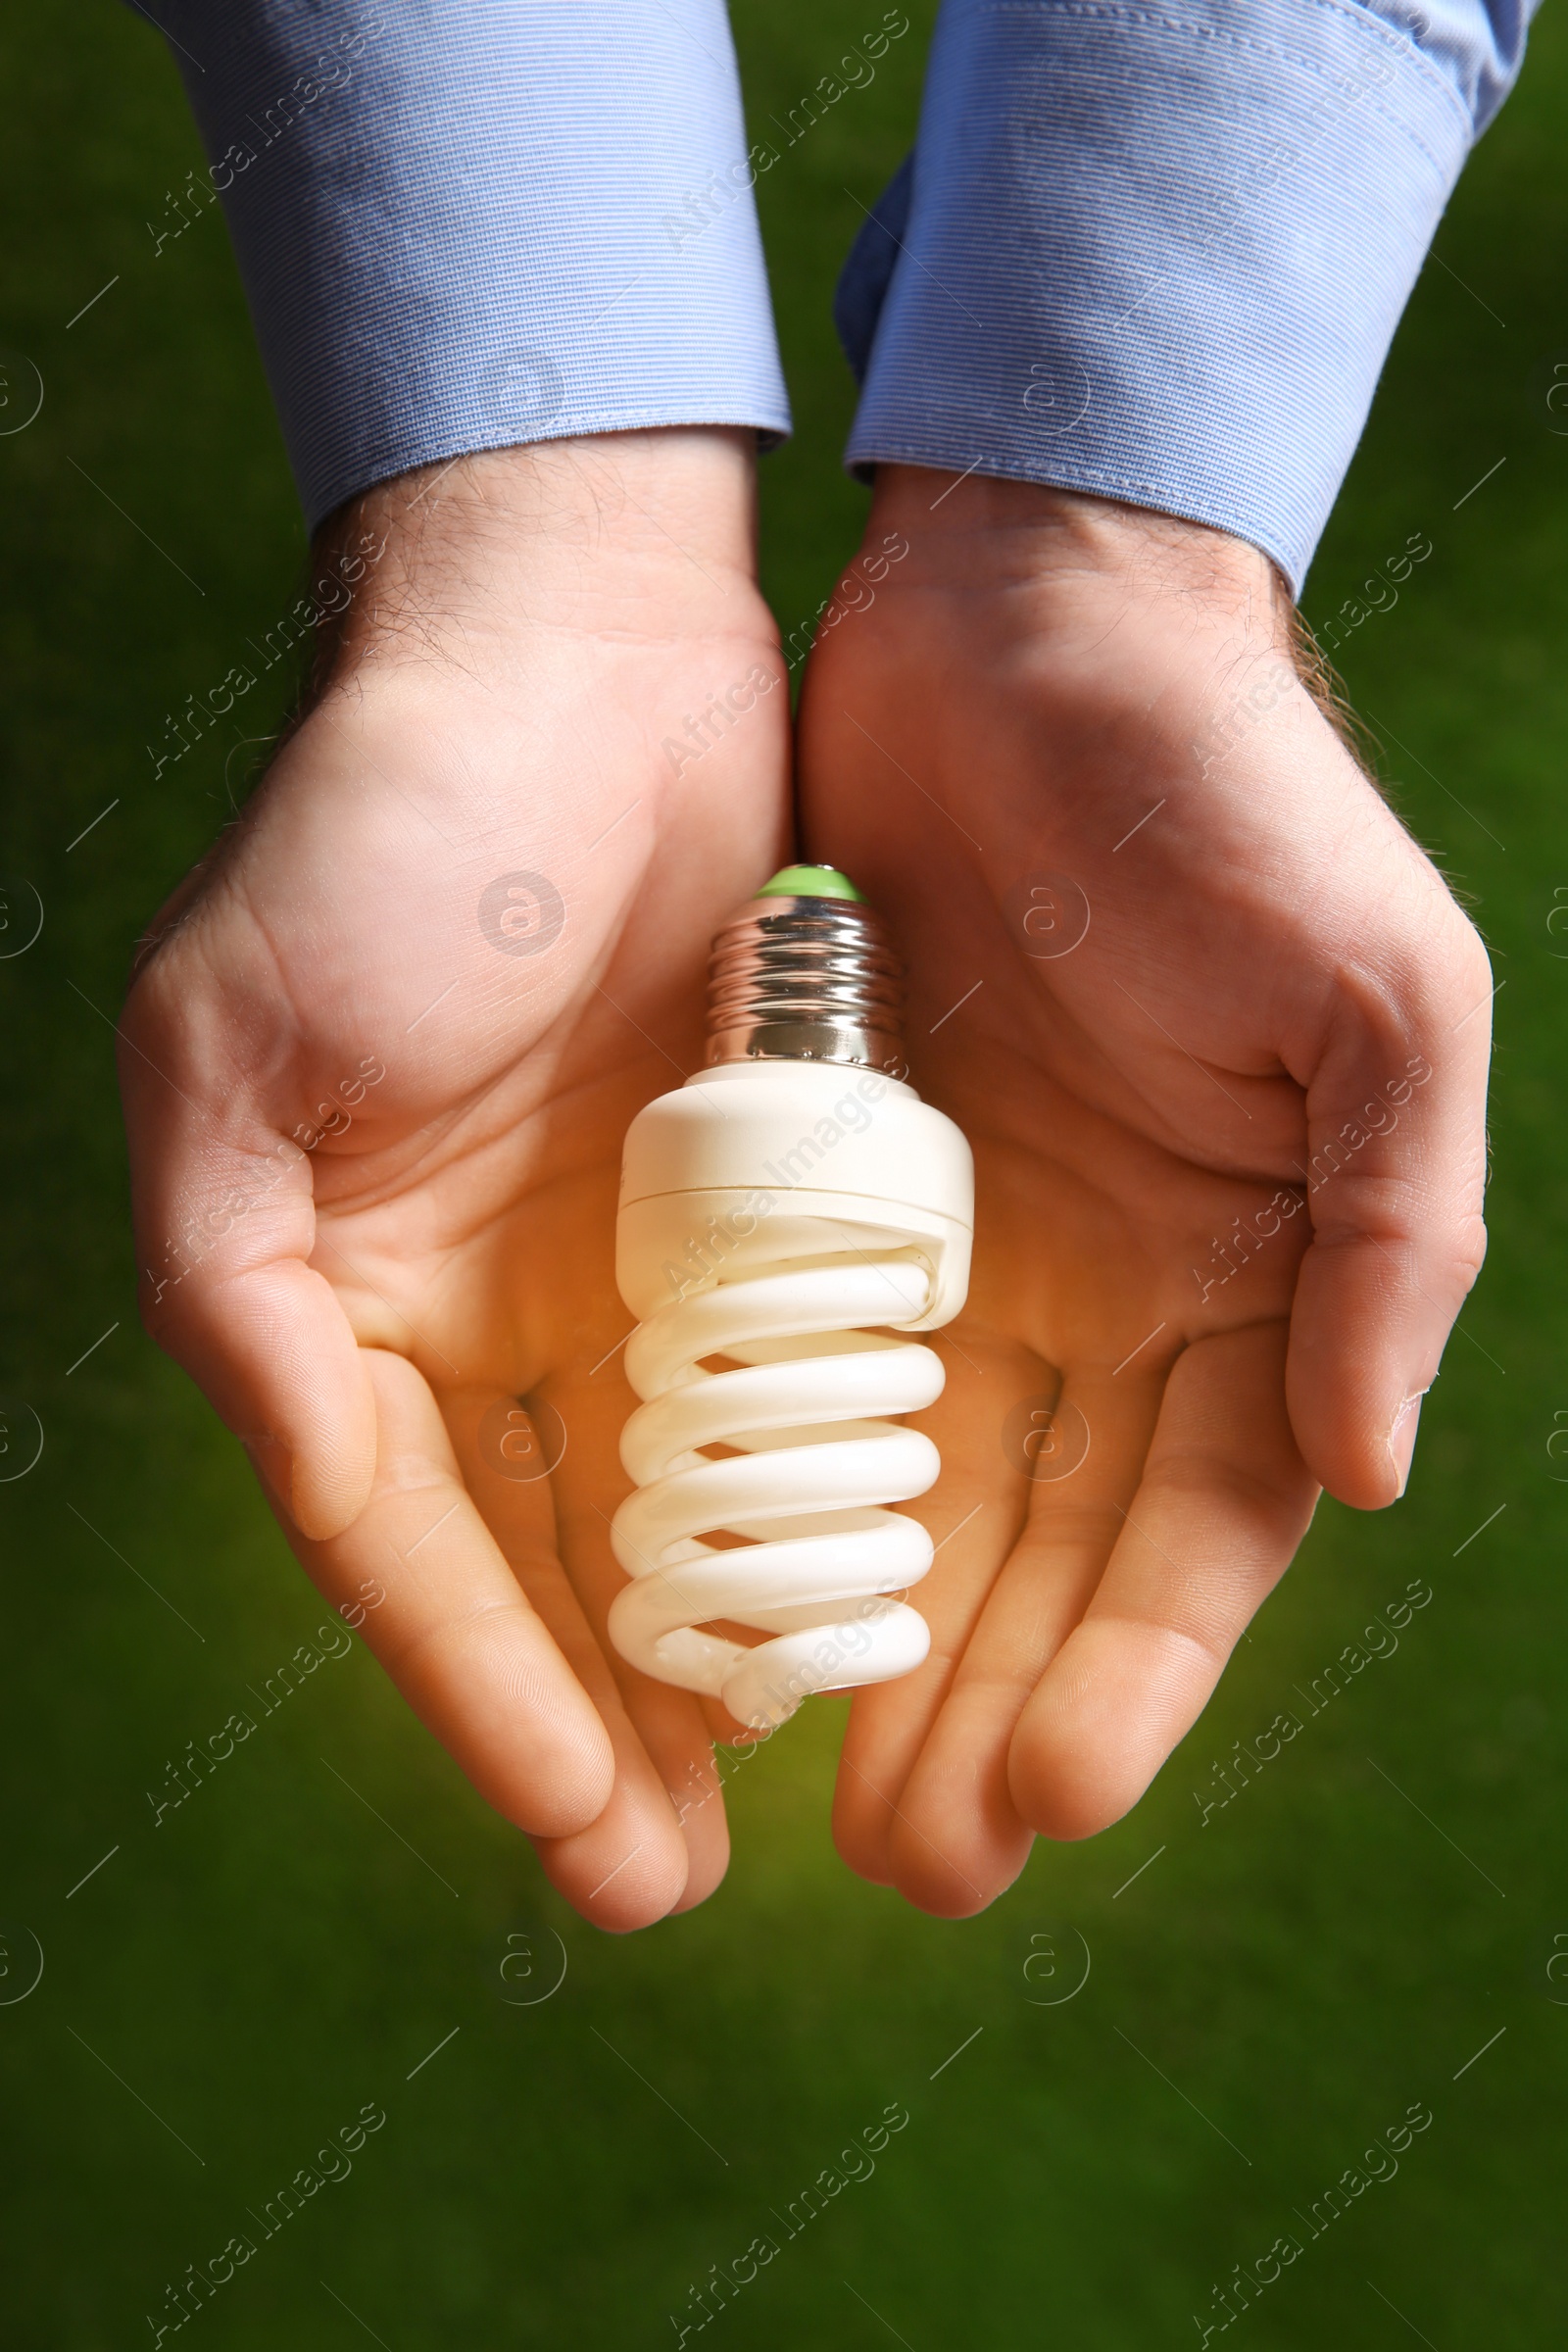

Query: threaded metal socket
left=705, top=891, right=906, bottom=1074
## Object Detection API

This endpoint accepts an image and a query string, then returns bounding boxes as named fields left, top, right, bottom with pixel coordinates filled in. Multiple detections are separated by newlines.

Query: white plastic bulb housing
left=607, top=871, right=973, bottom=1731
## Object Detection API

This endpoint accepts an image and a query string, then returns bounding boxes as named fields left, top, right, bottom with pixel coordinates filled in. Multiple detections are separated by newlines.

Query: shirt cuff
left=841, top=0, right=1476, bottom=591
left=136, top=2, right=791, bottom=529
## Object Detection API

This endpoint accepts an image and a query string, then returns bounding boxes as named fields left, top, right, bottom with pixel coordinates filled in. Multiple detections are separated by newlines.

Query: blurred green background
left=2, top=3, right=1564, bottom=2345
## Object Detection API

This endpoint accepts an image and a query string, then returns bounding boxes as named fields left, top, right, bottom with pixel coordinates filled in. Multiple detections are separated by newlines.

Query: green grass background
left=2, top=3, right=1564, bottom=2345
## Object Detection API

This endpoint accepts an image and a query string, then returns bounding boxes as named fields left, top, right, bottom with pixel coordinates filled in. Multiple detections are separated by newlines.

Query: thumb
left=122, top=1067, right=376, bottom=1541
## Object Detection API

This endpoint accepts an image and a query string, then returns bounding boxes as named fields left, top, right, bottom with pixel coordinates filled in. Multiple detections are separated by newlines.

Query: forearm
left=128, top=2, right=789, bottom=528
left=838, top=0, right=1538, bottom=590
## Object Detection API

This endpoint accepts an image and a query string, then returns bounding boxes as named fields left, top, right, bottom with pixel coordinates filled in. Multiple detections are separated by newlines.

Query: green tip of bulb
left=756, top=863, right=865, bottom=904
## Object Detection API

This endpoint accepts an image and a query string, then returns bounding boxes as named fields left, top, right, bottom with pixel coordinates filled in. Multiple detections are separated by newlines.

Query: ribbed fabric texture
left=841, top=0, right=1520, bottom=587
left=133, top=2, right=790, bottom=529
left=130, top=0, right=1536, bottom=577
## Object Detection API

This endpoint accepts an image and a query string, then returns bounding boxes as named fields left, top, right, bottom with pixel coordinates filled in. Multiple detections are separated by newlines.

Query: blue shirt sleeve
left=130, top=2, right=791, bottom=531
left=838, top=0, right=1538, bottom=591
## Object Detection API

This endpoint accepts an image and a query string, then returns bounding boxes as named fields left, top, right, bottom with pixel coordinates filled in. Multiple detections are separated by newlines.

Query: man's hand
left=797, top=468, right=1491, bottom=1916
left=121, top=430, right=790, bottom=1929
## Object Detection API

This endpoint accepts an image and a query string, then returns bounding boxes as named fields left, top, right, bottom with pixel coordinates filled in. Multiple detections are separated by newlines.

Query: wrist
left=862, top=465, right=1292, bottom=642
left=307, top=428, right=764, bottom=681
left=815, top=466, right=1356, bottom=789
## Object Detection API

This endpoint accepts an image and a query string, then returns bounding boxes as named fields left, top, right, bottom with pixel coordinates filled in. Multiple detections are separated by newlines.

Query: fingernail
left=1387, top=1394, right=1424, bottom=1498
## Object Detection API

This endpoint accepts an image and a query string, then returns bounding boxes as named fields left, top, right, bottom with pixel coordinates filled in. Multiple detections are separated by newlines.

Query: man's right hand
left=120, top=430, right=790, bottom=1930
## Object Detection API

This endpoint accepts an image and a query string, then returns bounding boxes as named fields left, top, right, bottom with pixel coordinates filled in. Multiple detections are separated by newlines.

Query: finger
left=293, top=1349, right=614, bottom=1839
left=1009, top=1323, right=1318, bottom=1840
left=1287, top=937, right=1492, bottom=1509
left=831, top=1331, right=1027, bottom=1892
left=446, top=1384, right=705, bottom=1932
left=885, top=1363, right=1165, bottom=1916
left=550, top=1366, right=738, bottom=1925
left=120, top=1031, right=376, bottom=1540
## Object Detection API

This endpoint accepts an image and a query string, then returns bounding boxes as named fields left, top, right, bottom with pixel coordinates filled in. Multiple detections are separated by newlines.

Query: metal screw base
left=705, top=892, right=906, bottom=1074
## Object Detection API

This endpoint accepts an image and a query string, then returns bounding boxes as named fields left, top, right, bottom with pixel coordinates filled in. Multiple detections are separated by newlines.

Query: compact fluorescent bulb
left=608, top=867, right=974, bottom=1731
